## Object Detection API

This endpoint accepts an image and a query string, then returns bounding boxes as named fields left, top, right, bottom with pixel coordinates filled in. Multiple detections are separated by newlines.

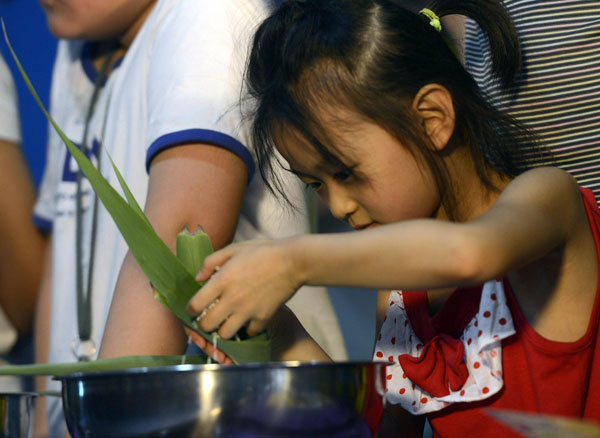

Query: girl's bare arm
left=191, top=167, right=584, bottom=338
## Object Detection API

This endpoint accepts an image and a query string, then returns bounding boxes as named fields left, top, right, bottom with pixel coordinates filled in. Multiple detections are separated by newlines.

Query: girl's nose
left=327, top=186, right=358, bottom=221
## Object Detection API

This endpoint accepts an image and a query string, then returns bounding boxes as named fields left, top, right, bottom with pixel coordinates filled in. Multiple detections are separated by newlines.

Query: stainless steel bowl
left=58, top=361, right=386, bottom=438
left=0, top=392, right=37, bottom=438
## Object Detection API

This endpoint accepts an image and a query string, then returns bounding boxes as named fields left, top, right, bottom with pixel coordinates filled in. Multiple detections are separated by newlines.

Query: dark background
left=0, top=1, right=56, bottom=187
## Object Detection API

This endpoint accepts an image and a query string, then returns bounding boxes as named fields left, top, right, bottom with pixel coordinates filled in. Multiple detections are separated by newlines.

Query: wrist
left=288, top=234, right=314, bottom=288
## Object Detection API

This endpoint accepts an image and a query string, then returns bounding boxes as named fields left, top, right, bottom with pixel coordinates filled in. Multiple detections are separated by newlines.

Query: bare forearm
left=293, top=220, right=476, bottom=291
left=192, top=219, right=481, bottom=339
left=0, top=232, right=47, bottom=333
left=294, top=177, right=570, bottom=292
left=99, top=253, right=188, bottom=358
left=0, top=141, right=47, bottom=333
left=100, top=144, right=248, bottom=358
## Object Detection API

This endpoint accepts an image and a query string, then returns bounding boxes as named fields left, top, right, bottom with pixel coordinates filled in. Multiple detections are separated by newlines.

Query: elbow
left=443, top=232, right=492, bottom=286
left=0, top=301, right=34, bottom=337
left=10, top=311, right=34, bottom=338
left=2, top=289, right=37, bottom=336
left=0, top=270, right=41, bottom=336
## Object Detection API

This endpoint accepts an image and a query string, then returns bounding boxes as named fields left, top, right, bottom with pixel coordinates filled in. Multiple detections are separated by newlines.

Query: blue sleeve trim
left=33, top=215, right=52, bottom=234
left=146, top=129, right=255, bottom=183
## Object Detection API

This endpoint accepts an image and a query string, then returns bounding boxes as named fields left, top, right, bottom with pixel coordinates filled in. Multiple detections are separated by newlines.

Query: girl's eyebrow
left=288, top=168, right=315, bottom=179
left=288, top=159, right=338, bottom=179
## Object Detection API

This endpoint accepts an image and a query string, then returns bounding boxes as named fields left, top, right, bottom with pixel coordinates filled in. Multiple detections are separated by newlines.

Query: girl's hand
left=186, top=238, right=302, bottom=339
left=184, top=327, right=233, bottom=364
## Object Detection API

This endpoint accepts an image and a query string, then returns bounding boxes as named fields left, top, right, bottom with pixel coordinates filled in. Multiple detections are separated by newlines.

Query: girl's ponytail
left=425, top=0, right=522, bottom=90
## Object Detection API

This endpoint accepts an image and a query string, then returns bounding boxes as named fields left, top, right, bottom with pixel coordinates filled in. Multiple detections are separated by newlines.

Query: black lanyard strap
left=72, top=48, right=117, bottom=361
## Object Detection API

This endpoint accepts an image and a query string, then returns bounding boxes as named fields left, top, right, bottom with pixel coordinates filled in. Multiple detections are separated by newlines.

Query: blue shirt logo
left=61, top=138, right=101, bottom=182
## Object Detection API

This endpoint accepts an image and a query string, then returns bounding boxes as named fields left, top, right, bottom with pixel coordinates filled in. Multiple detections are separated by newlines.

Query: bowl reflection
left=58, top=361, right=386, bottom=438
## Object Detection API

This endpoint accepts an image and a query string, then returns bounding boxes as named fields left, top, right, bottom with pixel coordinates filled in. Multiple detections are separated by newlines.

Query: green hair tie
left=420, top=8, right=442, bottom=32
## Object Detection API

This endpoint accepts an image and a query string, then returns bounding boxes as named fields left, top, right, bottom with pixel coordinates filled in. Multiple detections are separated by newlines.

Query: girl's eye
left=304, top=181, right=322, bottom=191
left=333, top=169, right=351, bottom=181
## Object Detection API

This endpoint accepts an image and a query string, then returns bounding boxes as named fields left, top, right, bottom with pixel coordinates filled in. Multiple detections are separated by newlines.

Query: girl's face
left=278, top=113, right=441, bottom=229
left=39, top=0, right=155, bottom=44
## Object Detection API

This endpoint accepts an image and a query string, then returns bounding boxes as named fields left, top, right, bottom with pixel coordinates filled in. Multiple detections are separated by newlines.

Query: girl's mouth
left=353, top=222, right=378, bottom=231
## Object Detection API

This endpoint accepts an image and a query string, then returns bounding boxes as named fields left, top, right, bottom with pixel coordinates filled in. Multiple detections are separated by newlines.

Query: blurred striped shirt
left=465, top=0, right=600, bottom=203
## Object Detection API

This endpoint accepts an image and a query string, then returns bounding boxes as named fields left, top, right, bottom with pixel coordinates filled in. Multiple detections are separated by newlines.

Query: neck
left=120, top=0, right=156, bottom=49
left=91, top=0, right=156, bottom=73
left=438, top=145, right=509, bottom=222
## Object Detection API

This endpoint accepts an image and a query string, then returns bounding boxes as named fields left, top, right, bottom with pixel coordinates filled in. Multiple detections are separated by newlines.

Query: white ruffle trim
left=373, top=280, right=516, bottom=415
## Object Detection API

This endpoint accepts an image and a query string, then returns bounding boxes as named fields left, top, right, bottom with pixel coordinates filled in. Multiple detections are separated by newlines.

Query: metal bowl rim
left=56, top=360, right=387, bottom=381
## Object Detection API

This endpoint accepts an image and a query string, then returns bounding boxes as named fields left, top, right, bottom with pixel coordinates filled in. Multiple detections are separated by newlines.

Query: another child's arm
left=99, top=144, right=248, bottom=358
left=0, top=137, right=47, bottom=335
left=189, top=167, right=587, bottom=338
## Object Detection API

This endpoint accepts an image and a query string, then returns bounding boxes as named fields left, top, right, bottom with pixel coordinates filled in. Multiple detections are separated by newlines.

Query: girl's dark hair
left=245, top=0, right=547, bottom=218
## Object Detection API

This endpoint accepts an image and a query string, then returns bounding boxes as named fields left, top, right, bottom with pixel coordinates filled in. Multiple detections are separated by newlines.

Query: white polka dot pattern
left=373, top=280, right=516, bottom=415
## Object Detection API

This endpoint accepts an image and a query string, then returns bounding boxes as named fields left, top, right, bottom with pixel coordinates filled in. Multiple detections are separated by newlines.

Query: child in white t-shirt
left=34, top=1, right=346, bottom=436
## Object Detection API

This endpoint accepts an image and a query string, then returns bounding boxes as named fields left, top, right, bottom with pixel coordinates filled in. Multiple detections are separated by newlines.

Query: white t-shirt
left=0, top=52, right=21, bottom=144
left=34, top=0, right=346, bottom=435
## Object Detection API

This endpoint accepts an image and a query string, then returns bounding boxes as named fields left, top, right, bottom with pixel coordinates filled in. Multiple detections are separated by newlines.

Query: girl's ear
left=412, top=84, right=456, bottom=151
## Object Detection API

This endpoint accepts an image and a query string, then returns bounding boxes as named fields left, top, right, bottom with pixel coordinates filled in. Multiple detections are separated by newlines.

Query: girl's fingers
left=194, top=297, right=233, bottom=333
left=184, top=327, right=233, bottom=364
left=217, top=312, right=250, bottom=340
left=210, top=349, right=224, bottom=362
left=184, top=327, right=206, bottom=348
left=195, top=265, right=215, bottom=283
left=195, top=249, right=233, bottom=282
left=247, top=318, right=268, bottom=337
left=186, top=278, right=222, bottom=320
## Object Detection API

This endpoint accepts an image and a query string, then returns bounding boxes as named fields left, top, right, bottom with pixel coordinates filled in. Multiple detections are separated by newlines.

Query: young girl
left=187, top=0, right=600, bottom=436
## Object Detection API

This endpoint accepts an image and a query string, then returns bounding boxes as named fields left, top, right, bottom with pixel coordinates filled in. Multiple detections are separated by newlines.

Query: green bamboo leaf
left=176, top=226, right=214, bottom=282
left=0, top=355, right=206, bottom=377
left=103, top=144, right=151, bottom=228
left=215, top=333, right=271, bottom=364
left=174, top=227, right=270, bottom=363
left=2, top=21, right=270, bottom=364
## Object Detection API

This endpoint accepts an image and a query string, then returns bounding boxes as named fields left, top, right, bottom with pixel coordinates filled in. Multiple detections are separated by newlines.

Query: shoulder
left=149, top=0, right=270, bottom=32
left=143, top=0, right=271, bottom=68
left=508, top=165, right=575, bottom=184
left=498, top=167, right=584, bottom=233
left=500, top=167, right=580, bottom=206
